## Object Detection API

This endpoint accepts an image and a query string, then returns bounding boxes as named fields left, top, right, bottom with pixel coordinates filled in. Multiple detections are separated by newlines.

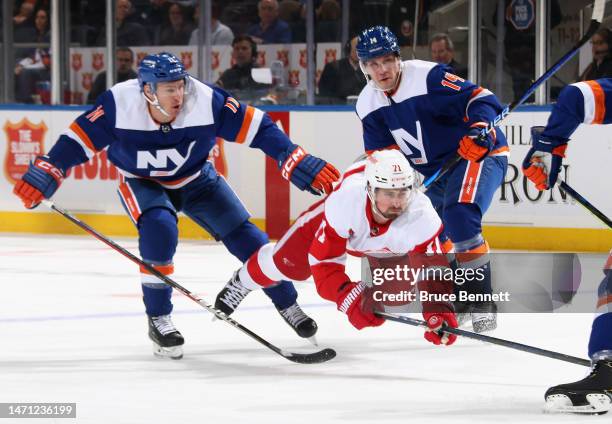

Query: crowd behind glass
left=3, top=0, right=612, bottom=106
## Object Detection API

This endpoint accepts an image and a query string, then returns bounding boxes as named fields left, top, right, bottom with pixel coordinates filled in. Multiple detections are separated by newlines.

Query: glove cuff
left=531, top=126, right=567, bottom=152
left=278, top=144, right=305, bottom=181
left=337, top=281, right=366, bottom=314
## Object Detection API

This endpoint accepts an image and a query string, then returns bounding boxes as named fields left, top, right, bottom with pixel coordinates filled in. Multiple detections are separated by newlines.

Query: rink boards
left=0, top=105, right=610, bottom=251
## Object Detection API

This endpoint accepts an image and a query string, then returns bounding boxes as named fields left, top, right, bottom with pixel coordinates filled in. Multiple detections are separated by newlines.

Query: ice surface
left=0, top=235, right=601, bottom=423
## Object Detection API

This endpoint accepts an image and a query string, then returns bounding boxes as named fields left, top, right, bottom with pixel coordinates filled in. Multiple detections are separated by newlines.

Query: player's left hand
left=458, top=122, right=496, bottom=162
left=423, top=309, right=458, bottom=346
left=279, top=144, right=340, bottom=195
left=522, top=126, right=568, bottom=191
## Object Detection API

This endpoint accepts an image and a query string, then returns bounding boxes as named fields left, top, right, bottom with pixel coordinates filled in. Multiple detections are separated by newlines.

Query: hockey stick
left=559, top=181, right=612, bottom=229
left=41, top=200, right=336, bottom=365
left=422, top=0, right=606, bottom=189
left=375, top=311, right=591, bottom=367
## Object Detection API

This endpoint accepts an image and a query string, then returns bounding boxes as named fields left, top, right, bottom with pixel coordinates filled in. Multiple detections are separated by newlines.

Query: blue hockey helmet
left=138, top=52, right=189, bottom=93
left=356, top=26, right=400, bottom=62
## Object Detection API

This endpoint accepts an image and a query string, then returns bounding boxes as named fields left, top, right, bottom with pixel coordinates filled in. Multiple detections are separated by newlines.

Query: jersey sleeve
left=47, top=90, right=116, bottom=172
left=308, top=217, right=351, bottom=303
left=425, top=64, right=503, bottom=126
left=212, top=86, right=293, bottom=160
left=542, top=79, right=612, bottom=142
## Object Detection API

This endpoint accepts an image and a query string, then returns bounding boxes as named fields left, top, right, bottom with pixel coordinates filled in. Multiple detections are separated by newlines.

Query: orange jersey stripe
left=455, top=241, right=490, bottom=263
left=140, top=263, right=175, bottom=275
left=118, top=179, right=141, bottom=223
left=586, top=80, right=606, bottom=124
left=235, top=106, right=255, bottom=144
left=70, top=122, right=98, bottom=152
left=459, top=161, right=481, bottom=203
left=597, top=294, right=612, bottom=309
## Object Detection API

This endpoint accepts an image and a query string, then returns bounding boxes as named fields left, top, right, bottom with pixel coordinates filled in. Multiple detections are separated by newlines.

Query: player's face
left=363, top=54, right=401, bottom=91
left=374, top=187, right=410, bottom=220
left=153, top=79, right=185, bottom=119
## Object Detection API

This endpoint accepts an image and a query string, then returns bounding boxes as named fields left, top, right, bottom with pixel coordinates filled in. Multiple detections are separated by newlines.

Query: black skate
left=545, top=360, right=612, bottom=414
left=277, top=303, right=318, bottom=345
left=215, top=271, right=252, bottom=316
left=148, top=315, right=184, bottom=360
left=453, top=301, right=497, bottom=333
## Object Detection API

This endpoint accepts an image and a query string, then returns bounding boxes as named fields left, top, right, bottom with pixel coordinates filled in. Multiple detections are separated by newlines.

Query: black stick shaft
left=376, top=311, right=591, bottom=367
left=41, top=200, right=335, bottom=364
left=559, top=181, right=612, bottom=229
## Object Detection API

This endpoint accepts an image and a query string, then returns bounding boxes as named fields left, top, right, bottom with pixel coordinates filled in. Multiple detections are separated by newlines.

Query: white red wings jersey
left=308, top=160, right=443, bottom=301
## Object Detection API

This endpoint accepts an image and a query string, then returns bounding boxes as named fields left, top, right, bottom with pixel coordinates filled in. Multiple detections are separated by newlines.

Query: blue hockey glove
left=278, top=144, right=340, bottom=195
left=13, top=156, right=64, bottom=209
left=522, top=126, right=568, bottom=191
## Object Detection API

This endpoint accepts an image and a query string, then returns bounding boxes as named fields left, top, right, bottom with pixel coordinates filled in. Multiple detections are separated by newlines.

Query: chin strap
left=143, top=91, right=171, bottom=118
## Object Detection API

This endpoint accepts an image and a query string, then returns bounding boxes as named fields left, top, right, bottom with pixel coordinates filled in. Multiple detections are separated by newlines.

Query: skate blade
left=545, top=393, right=611, bottom=415
left=152, top=343, right=183, bottom=360
left=307, top=335, right=319, bottom=347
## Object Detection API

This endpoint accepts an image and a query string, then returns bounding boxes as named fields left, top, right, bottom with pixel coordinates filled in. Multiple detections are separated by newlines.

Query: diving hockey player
left=216, top=150, right=459, bottom=346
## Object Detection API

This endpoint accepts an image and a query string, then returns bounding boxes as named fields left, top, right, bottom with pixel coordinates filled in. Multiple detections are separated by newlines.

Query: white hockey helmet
left=365, top=149, right=415, bottom=190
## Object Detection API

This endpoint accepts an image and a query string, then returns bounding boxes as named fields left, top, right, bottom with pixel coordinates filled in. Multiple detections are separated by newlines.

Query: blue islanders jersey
left=356, top=60, right=509, bottom=177
left=47, top=77, right=292, bottom=188
left=542, top=78, right=612, bottom=143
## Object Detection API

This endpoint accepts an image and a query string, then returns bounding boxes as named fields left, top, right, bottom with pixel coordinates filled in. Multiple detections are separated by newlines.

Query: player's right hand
left=522, top=126, right=568, bottom=191
left=457, top=122, right=496, bottom=162
left=13, top=156, right=64, bottom=209
left=423, top=310, right=458, bottom=346
left=336, top=281, right=384, bottom=330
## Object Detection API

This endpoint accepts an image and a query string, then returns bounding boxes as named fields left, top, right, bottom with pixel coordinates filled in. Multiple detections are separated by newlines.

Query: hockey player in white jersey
left=352, top=26, right=509, bottom=333
left=216, top=150, right=459, bottom=345
left=13, top=52, right=340, bottom=359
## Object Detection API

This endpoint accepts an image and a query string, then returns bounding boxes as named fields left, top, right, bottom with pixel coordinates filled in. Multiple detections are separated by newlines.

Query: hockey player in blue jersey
left=13, top=52, right=340, bottom=359
left=522, top=79, right=611, bottom=414
left=354, top=26, right=508, bottom=333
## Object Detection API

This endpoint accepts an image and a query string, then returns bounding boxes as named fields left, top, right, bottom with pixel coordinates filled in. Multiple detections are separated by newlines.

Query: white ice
left=0, top=234, right=604, bottom=423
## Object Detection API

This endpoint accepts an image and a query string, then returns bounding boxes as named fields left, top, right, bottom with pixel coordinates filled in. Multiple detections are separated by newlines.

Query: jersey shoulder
left=324, top=166, right=367, bottom=238
left=109, top=79, right=148, bottom=130
left=393, top=191, right=442, bottom=246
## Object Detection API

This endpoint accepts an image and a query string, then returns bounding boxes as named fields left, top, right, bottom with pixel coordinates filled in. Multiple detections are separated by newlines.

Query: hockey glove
left=13, top=156, right=64, bottom=209
left=278, top=144, right=340, bottom=195
left=423, top=307, right=458, bottom=346
left=522, top=126, right=568, bottom=191
left=458, top=122, right=496, bottom=162
left=336, top=281, right=384, bottom=330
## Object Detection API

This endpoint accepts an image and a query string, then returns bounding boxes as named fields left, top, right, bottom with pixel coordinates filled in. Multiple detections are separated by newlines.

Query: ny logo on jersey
left=390, top=121, right=429, bottom=165
left=136, top=141, right=196, bottom=177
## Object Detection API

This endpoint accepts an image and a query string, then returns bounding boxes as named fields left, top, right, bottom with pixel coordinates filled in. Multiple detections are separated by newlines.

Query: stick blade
left=281, top=348, right=337, bottom=364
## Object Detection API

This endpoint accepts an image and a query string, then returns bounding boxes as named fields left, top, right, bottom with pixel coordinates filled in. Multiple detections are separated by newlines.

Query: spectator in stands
left=216, top=34, right=270, bottom=93
left=315, top=0, right=341, bottom=42
left=189, top=3, right=234, bottom=45
left=13, top=1, right=35, bottom=29
left=429, top=33, right=467, bottom=79
left=154, top=2, right=193, bottom=45
left=247, top=0, right=291, bottom=44
left=397, top=19, right=413, bottom=47
left=14, top=47, right=50, bottom=103
left=87, top=47, right=137, bottom=104
left=14, top=7, right=49, bottom=42
left=317, top=36, right=366, bottom=103
left=279, top=0, right=304, bottom=43
left=96, top=0, right=150, bottom=46
left=579, top=28, right=612, bottom=81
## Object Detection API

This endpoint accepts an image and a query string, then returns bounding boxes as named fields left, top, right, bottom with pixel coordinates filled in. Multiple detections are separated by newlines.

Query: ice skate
left=215, top=271, right=252, bottom=316
left=277, top=303, right=318, bottom=345
left=148, top=315, right=184, bottom=360
left=545, top=360, right=612, bottom=414
left=454, top=301, right=497, bottom=333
